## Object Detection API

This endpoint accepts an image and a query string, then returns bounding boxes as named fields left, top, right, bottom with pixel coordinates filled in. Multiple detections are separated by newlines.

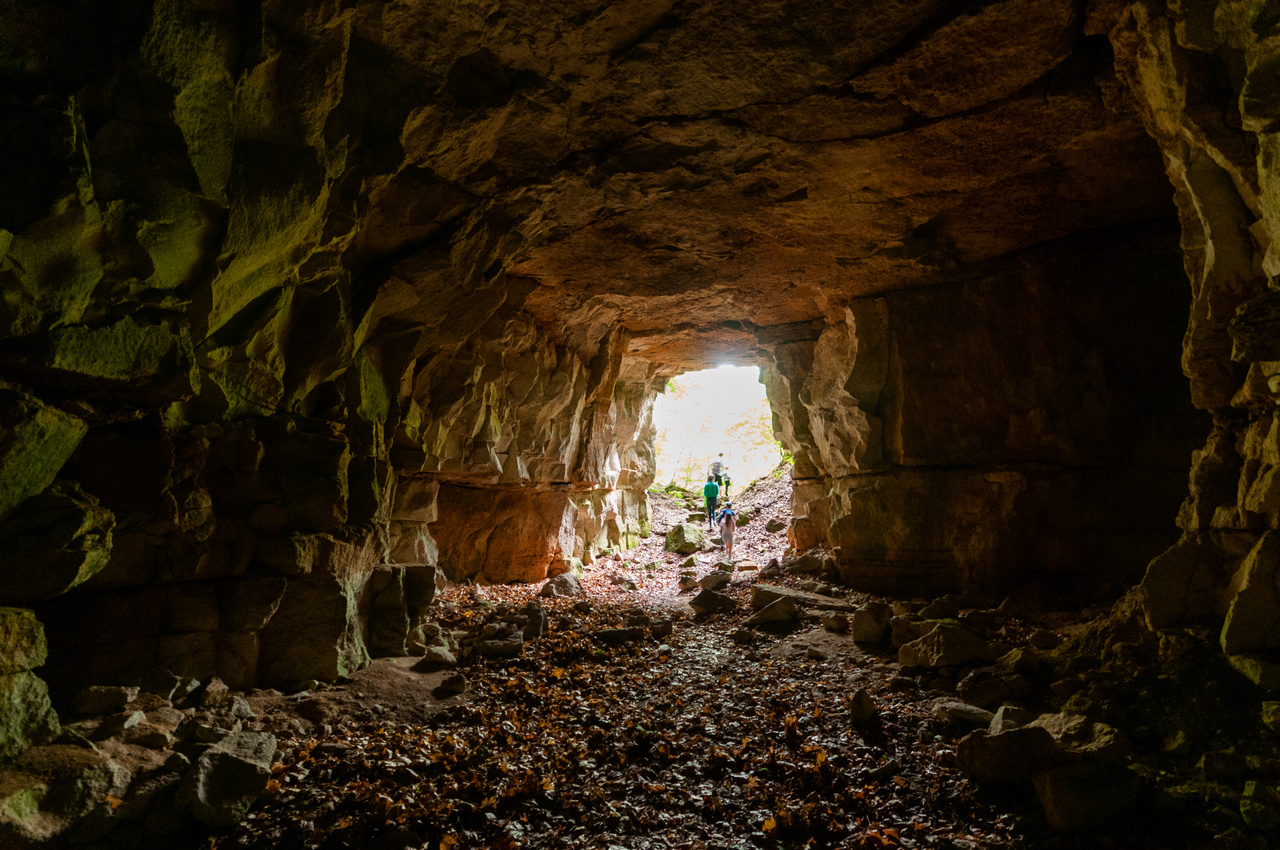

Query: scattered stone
left=689, top=589, right=737, bottom=615
left=867, top=758, right=901, bottom=780
left=412, top=646, right=457, bottom=670
left=474, top=633, right=524, bottom=659
left=890, top=617, right=926, bottom=648
left=73, top=685, right=138, bottom=717
left=988, top=705, right=1036, bottom=734
left=956, top=727, right=1061, bottom=782
left=820, top=613, right=849, bottom=632
left=1241, top=799, right=1280, bottom=830
left=0, top=673, right=61, bottom=760
left=593, top=627, right=646, bottom=646
left=849, top=612, right=885, bottom=643
left=1028, top=713, right=1131, bottom=764
left=651, top=619, right=674, bottom=639
left=1263, top=702, right=1280, bottom=733
left=523, top=604, right=547, bottom=640
left=175, top=730, right=278, bottom=827
left=572, top=600, right=592, bottom=614
left=1201, top=750, right=1248, bottom=782
left=606, top=572, right=638, bottom=591
left=899, top=625, right=999, bottom=668
left=759, top=559, right=781, bottom=578
left=919, top=598, right=960, bottom=620
left=731, top=629, right=755, bottom=645
left=781, top=550, right=831, bottom=575
left=750, top=584, right=855, bottom=611
left=956, top=667, right=1029, bottom=709
left=698, top=570, right=732, bottom=591
left=200, top=679, right=231, bottom=709
left=849, top=689, right=877, bottom=725
left=1029, top=629, right=1063, bottom=650
left=677, top=575, right=699, bottom=591
left=933, top=701, right=995, bottom=726
left=433, top=673, right=467, bottom=698
left=294, top=699, right=335, bottom=727
left=765, top=518, right=787, bottom=533
left=539, top=574, right=585, bottom=598
left=735, top=561, right=758, bottom=572
left=680, top=556, right=696, bottom=569
left=664, top=524, right=706, bottom=554
left=229, top=696, right=254, bottom=719
left=806, top=646, right=827, bottom=661
left=644, top=560, right=663, bottom=572
left=745, top=596, right=800, bottom=627
left=1033, top=763, right=1141, bottom=832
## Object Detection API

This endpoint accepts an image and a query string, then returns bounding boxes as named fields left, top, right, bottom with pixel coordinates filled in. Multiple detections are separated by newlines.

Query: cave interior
left=1, top=0, right=1280, bottom=844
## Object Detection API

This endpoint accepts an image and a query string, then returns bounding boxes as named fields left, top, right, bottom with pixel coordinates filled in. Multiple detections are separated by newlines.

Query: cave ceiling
left=358, top=0, right=1176, bottom=374
left=0, top=0, right=1178, bottom=381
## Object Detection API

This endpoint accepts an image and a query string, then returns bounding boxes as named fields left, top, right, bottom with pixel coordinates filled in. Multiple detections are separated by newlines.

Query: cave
left=1, top=0, right=1279, bottom=846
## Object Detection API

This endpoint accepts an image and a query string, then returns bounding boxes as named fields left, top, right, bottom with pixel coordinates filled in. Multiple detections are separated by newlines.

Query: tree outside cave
left=652, top=365, right=783, bottom=493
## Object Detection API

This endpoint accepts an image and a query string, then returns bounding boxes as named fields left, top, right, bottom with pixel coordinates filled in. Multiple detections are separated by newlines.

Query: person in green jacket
left=703, top=476, right=720, bottom=531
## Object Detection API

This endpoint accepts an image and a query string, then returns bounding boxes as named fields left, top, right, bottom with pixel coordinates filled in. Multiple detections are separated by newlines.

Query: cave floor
left=215, top=479, right=1260, bottom=850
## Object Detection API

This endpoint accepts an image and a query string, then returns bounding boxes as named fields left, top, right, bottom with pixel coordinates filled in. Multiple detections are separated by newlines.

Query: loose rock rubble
left=4, top=477, right=1280, bottom=849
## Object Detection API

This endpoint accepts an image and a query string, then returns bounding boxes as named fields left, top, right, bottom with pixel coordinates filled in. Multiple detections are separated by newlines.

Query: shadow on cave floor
left=202, top=477, right=1275, bottom=850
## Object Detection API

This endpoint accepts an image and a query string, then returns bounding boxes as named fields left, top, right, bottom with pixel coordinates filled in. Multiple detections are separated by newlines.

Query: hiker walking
left=710, top=453, right=724, bottom=488
left=703, top=475, right=719, bottom=531
left=719, top=501, right=738, bottom=561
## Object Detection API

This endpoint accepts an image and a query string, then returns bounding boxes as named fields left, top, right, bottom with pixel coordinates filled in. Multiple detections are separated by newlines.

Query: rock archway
left=0, top=0, right=1276, bottom=757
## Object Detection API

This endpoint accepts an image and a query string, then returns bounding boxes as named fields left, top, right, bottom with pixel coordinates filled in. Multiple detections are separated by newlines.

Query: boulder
left=765, top=518, right=787, bottom=533
left=1032, top=762, right=1140, bottom=832
left=4, top=745, right=130, bottom=841
left=73, top=685, right=138, bottom=716
left=956, top=727, right=1061, bottom=782
left=0, top=609, right=47, bottom=675
left=851, top=609, right=888, bottom=643
left=433, top=673, right=467, bottom=698
left=689, top=589, right=736, bottom=614
left=0, top=672, right=60, bottom=761
left=664, top=524, right=705, bottom=554
left=819, top=613, right=849, bottom=632
left=412, top=646, right=457, bottom=669
left=746, top=597, right=800, bottom=626
left=1028, top=713, right=1132, bottom=764
left=749, top=584, right=856, bottom=611
left=593, top=627, right=646, bottom=646
left=849, top=688, right=878, bottom=725
left=899, top=625, right=999, bottom=668
left=176, top=731, right=277, bottom=827
left=0, top=483, right=114, bottom=605
left=0, top=390, right=86, bottom=522
left=988, top=705, right=1036, bottom=734
left=933, top=701, right=995, bottom=726
left=781, top=550, right=832, bottom=575
left=538, top=574, right=585, bottom=598
left=956, top=667, right=1030, bottom=709
left=698, top=570, right=733, bottom=591
left=474, top=634, right=524, bottom=659
left=1221, top=532, right=1280, bottom=655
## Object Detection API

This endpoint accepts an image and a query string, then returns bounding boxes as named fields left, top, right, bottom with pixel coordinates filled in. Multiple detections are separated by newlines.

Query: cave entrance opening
left=652, top=364, right=783, bottom=496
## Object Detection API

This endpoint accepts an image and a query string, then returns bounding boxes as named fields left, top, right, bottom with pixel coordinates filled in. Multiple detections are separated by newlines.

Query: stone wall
left=0, top=0, right=663, bottom=737
left=1102, top=0, right=1280, bottom=686
left=765, top=223, right=1207, bottom=597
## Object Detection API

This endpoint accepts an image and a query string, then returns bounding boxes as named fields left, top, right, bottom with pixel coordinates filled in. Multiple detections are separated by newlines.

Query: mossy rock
left=664, top=524, right=705, bottom=555
left=0, top=610, right=47, bottom=675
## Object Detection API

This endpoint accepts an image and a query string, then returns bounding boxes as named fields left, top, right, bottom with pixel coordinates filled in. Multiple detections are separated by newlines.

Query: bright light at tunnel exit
left=652, top=365, right=783, bottom=493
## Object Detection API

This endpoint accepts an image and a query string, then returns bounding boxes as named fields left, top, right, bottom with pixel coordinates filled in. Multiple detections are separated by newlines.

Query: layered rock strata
left=0, top=0, right=1261, bottom=750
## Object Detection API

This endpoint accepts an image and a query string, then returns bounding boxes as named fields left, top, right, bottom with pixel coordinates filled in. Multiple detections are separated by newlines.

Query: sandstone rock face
left=0, top=0, right=1263, bottom=699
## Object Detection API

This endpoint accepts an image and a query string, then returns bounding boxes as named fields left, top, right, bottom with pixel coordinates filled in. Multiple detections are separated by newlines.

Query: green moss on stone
left=0, top=672, right=59, bottom=761
left=0, top=390, right=86, bottom=520
left=0, top=610, right=46, bottom=675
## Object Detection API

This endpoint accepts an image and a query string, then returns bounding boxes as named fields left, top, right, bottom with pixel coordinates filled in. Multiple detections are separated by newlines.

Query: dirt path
left=219, top=475, right=1223, bottom=850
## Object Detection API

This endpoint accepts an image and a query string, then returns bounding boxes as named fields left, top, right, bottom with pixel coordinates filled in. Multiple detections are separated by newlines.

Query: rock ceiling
left=307, top=0, right=1175, bottom=373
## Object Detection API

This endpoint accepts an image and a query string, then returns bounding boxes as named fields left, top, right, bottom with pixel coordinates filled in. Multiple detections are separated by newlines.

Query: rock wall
left=1101, top=1, right=1280, bottom=686
left=765, top=224, right=1208, bottom=596
left=0, top=0, right=662, bottom=738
